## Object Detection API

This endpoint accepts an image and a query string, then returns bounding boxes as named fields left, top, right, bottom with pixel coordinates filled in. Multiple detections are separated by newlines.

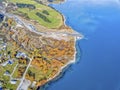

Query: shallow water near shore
left=44, top=0, right=120, bottom=90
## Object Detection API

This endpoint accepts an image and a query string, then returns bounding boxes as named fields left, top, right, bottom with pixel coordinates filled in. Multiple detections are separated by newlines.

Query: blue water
left=48, top=0, right=120, bottom=90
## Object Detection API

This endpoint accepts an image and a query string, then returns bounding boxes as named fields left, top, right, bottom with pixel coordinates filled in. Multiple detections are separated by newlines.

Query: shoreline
left=37, top=1, right=84, bottom=89
left=3, top=9, right=82, bottom=90
left=1, top=0, right=83, bottom=90
left=38, top=36, right=82, bottom=89
left=47, top=37, right=77, bottom=81
left=49, top=4, right=84, bottom=37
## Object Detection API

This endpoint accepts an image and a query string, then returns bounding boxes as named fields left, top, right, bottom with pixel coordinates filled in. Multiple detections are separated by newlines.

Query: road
left=0, top=10, right=83, bottom=90
left=10, top=63, right=18, bottom=80
left=17, top=57, right=33, bottom=90
left=0, top=10, right=83, bottom=40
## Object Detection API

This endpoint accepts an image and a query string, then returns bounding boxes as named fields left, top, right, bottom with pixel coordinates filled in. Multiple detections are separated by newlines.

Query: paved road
left=0, top=10, right=83, bottom=39
left=0, top=10, right=83, bottom=90
left=10, top=63, right=18, bottom=80
left=17, top=57, right=33, bottom=90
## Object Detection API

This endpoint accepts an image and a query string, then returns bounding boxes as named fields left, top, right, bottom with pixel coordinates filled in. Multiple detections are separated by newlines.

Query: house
left=4, top=70, right=10, bottom=76
left=10, top=80, right=17, bottom=84
left=16, top=52, right=27, bottom=58
left=8, top=60, right=13, bottom=65
left=1, top=61, right=8, bottom=66
left=0, top=43, right=7, bottom=50
left=48, top=0, right=54, bottom=2
left=1, top=59, right=13, bottom=66
left=31, top=81, right=36, bottom=88
left=0, top=87, right=2, bottom=90
left=0, top=54, right=2, bottom=58
left=2, top=43, right=7, bottom=48
left=0, top=81, right=3, bottom=90
left=0, top=14, right=4, bottom=23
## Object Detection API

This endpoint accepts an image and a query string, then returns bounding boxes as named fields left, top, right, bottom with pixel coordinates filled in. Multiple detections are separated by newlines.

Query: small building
left=0, top=14, right=4, bottom=23
left=0, top=87, right=2, bottom=90
left=4, top=70, right=10, bottom=76
left=0, top=54, right=2, bottom=58
left=2, top=43, right=7, bottom=48
left=0, top=81, right=3, bottom=90
left=8, top=60, right=13, bottom=65
left=16, top=52, right=27, bottom=58
left=0, top=43, right=7, bottom=50
left=31, top=81, right=36, bottom=88
left=10, top=80, right=17, bottom=84
left=1, top=61, right=8, bottom=66
left=48, top=0, right=54, bottom=2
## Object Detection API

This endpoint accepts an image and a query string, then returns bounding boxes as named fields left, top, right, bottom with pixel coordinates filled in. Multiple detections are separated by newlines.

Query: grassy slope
left=9, top=0, right=63, bottom=29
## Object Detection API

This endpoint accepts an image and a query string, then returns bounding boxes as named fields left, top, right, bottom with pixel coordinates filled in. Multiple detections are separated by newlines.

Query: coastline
left=5, top=3, right=83, bottom=89
left=49, top=4, right=84, bottom=39
left=47, top=1, right=84, bottom=81
left=38, top=37, right=83, bottom=90
left=37, top=1, right=84, bottom=89
left=47, top=37, right=77, bottom=81
left=38, top=37, right=77, bottom=90
left=37, top=1, right=120, bottom=90
left=4, top=0, right=83, bottom=89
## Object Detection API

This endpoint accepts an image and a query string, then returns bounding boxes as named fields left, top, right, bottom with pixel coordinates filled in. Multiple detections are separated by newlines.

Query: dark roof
left=0, top=14, right=4, bottom=22
left=0, top=87, right=2, bottom=90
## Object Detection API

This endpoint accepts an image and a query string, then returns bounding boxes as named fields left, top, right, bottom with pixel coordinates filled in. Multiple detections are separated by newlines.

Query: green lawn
left=0, top=63, right=20, bottom=90
left=27, top=67, right=44, bottom=81
left=9, top=0, right=63, bottom=29
left=27, top=66, right=54, bottom=81
left=3, top=60, right=18, bottom=74
left=0, top=66, right=5, bottom=76
left=12, top=65, right=27, bottom=78
left=5, top=81, right=20, bottom=90
left=0, top=60, right=18, bottom=78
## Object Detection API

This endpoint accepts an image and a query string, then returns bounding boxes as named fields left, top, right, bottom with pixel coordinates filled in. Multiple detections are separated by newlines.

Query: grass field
left=9, top=0, right=64, bottom=29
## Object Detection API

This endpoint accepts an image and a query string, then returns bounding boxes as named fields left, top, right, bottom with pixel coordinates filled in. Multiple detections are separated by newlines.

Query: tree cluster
left=16, top=3, right=36, bottom=9
left=36, top=12, right=51, bottom=23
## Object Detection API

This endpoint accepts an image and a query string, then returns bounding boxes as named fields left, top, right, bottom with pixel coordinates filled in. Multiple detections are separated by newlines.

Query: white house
left=10, top=80, right=17, bottom=84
